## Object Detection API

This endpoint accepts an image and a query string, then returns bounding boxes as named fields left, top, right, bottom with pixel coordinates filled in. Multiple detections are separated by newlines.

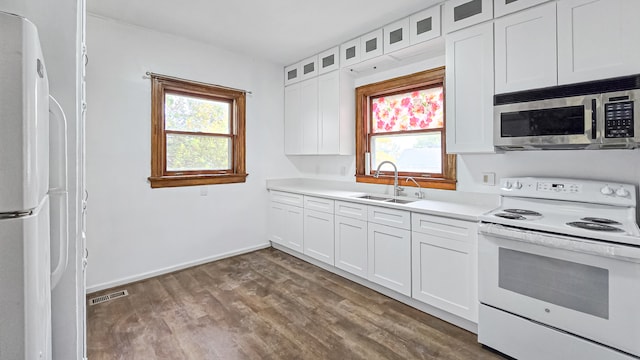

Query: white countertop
left=267, top=179, right=499, bottom=222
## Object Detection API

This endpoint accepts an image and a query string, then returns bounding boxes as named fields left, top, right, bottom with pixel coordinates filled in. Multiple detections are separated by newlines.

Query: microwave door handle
left=592, top=98, right=597, bottom=139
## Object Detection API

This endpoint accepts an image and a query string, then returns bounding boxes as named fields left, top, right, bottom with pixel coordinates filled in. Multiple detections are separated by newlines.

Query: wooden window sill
left=148, top=173, right=248, bottom=188
left=355, top=175, right=456, bottom=191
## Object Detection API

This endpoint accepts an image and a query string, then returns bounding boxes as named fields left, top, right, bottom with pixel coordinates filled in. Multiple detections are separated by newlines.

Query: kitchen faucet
left=374, top=161, right=403, bottom=196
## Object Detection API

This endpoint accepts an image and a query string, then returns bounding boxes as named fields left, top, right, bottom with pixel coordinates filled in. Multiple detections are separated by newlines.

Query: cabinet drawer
left=270, top=191, right=303, bottom=207
left=368, top=206, right=410, bottom=230
left=411, top=213, right=476, bottom=243
left=304, top=196, right=335, bottom=213
left=335, top=201, right=368, bottom=221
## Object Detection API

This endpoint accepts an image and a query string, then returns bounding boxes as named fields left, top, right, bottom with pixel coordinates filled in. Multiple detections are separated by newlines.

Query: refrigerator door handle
left=49, top=95, right=69, bottom=289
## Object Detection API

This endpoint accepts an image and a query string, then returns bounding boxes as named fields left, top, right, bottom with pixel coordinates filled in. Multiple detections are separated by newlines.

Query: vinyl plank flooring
left=87, top=248, right=505, bottom=360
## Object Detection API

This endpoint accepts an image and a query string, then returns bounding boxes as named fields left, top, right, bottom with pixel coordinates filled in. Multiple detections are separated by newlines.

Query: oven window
left=501, top=105, right=585, bottom=137
left=498, top=248, right=609, bottom=319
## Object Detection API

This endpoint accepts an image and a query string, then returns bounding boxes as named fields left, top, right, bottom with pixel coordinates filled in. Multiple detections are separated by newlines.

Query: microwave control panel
left=604, top=101, right=634, bottom=138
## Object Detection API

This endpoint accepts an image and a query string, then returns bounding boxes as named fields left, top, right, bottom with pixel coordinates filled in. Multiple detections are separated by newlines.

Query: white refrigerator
left=0, top=11, right=69, bottom=360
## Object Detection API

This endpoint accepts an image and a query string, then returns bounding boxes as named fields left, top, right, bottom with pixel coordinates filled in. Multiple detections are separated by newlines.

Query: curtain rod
left=143, top=71, right=252, bottom=95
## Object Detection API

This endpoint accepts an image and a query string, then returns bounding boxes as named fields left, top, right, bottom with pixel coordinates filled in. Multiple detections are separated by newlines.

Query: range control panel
left=536, top=181, right=582, bottom=194
left=605, top=101, right=634, bottom=138
left=500, top=177, right=636, bottom=207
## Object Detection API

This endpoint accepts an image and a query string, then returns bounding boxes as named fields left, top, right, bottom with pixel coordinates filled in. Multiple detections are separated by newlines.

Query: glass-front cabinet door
left=384, top=19, right=410, bottom=54
left=318, top=47, right=339, bottom=74
left=444, top=0, right=493, bottom=33
left=360, top=29, right=383, bottom=61
left=340, top=37, right=361, bottom=68
left=410, top=5, right=441, bottom=45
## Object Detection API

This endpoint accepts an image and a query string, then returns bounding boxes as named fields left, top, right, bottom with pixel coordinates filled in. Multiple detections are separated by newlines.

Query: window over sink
left=355, top=67, right=456, bottom=190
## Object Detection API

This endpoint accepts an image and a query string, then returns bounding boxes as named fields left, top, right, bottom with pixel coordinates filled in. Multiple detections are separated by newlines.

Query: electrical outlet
left=482, top=172, right=496, bottom=186
left=340, top=166, right=346, bottom=176
left=200, top=187, right=208, bottom=196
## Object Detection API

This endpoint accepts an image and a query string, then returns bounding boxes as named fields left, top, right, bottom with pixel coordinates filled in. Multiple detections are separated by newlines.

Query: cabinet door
left=335, top=215, right=368, bottom=278
left=361, top=29, right=383, bottom=61
left=495, top=0, right=551, bottom=18
left=318, top=71, right=340, bottom=154
left=340, top=38, right=361, bottom=68
left=444, top=0, right=493, bottom=33
left=300, top=78, right=319, bottom=154
left=445, top=22, right=495, bottom=153
left=300, top=55, right=318, bottom=81
left=318, top=47, right=340, bottom=74
left=384, top=18, right=411, bottom=54
left=494, top=2, right=557, bottom=93
left=557, top=0, right=640, bottom=85
left=268, top=202, right=303, bottom=252
left=303, top=209, right=335, bottom=265
left=412, top=231, right=477, bottom=321
left=284, top=83, right=303, bottom=154
left=284, top=62, right=301, bottom=86
left=410, top=6, right=441, bottom=45
left=367, top=223, right=411, bottom=296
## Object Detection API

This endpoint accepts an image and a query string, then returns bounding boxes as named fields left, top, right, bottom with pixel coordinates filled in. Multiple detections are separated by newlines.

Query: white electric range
left=478, top=177, right=640, bottom=360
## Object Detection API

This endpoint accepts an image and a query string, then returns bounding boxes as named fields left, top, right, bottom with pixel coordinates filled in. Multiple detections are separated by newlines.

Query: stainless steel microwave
left=494, top=75, right=640, bottom=150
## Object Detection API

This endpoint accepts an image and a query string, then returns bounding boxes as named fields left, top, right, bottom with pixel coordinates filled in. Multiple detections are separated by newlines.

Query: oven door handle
left=479, top=223, right=640, bottom=263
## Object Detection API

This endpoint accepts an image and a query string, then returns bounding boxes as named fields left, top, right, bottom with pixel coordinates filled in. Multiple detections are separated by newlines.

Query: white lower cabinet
left=335, top=215, right=368, bottom=278
left=411, top=213, right=478, bottom=322
left=268, top=201, right=303, bottom=252
left=303, top=209, right=335, bottom=265
left=367, top=222, right=411, bottom=296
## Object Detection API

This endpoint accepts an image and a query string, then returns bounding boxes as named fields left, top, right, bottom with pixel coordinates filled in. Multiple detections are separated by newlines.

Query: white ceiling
left=87, top=0, right=441, bottom=65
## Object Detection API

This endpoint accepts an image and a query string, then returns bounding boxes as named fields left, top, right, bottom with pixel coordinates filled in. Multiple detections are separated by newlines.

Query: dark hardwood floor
left=87, top=248, right=504, bottom=359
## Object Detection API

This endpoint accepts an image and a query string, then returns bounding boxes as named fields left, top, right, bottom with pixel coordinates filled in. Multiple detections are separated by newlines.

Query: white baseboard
left=86, top=243, right=271, bottom=294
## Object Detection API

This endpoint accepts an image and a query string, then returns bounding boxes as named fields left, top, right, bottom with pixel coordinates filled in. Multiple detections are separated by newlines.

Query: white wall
left=0, top=1, right=84, bottom=359
left=85, top=15, right=299, bottom=291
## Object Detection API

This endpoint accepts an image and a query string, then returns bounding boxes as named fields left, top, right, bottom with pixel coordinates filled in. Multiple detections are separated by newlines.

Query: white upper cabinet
left=318, top=47, right=340, bottom=74
left=300, top=55, right=318, bottom=81
left=445, top=21, right=495, bottom=153
left=444, top=0, right=493, bottom=33
left=494, top=2, right=557, bottom=93
left=284, top=62, right=301, bottom=86
left=340, top=37, right=361, bottom=68
left=284, top=83, right=303, bottom=154
left=360, top=29, right=384, bottom=61
left=410, top=6, right=442, bottom=45
left=384, top=18, right=411, bottom=54
left=557, top=0, right=640, bottom=85
left=494, top=0, right=551, bottom=18
left=285, top=71, right=354, bottom=155
left=300, top=78, right=319, bottom=154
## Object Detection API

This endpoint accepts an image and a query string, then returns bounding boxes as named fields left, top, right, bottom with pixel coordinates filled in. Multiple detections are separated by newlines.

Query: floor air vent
left=89, top=290, right=129, bottom=306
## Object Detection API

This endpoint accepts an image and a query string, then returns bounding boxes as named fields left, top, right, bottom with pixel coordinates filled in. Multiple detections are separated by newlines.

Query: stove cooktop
left=482, top=196, right=640, bottom=246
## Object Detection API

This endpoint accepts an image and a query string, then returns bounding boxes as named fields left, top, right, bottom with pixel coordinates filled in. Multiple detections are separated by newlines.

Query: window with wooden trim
left=355, top=67, right=456, bottom=190
left=148, top=74, right=247, bottom=188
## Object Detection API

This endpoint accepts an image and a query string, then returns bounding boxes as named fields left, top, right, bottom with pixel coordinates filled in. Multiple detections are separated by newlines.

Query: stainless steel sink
left=384, top=198, right=416, bottom=204
left=354, top=195, right=416, bottom=204
left=356, top=195, right=392, bottom=201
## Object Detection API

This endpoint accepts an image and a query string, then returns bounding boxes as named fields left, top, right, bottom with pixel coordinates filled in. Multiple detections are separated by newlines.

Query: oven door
left=479, top=223, right=640, bottom=357
left=494, top=95, right=596, bottom=150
